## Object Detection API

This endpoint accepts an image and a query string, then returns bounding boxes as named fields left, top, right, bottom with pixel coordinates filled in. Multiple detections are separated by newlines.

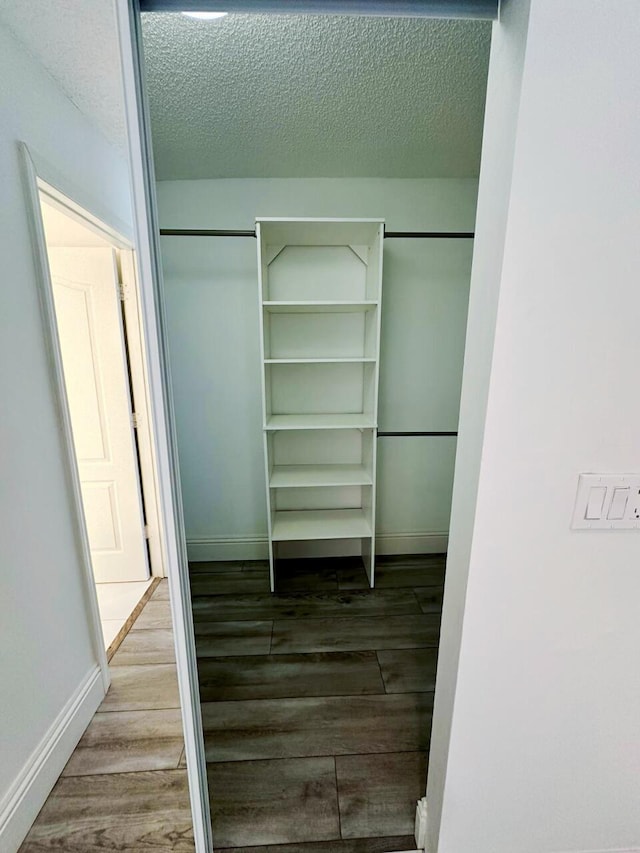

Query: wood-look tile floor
left=19, top=580, right=194, bottom=852
left=194, top=554, right=444, bottom=853
left=19, top=555, right=442, bottom=852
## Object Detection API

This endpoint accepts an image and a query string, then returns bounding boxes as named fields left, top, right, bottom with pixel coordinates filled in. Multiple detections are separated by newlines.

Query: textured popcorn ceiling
left=141, top=13, right=491, bottom=179
left=0, top=0, right=126, bottom=149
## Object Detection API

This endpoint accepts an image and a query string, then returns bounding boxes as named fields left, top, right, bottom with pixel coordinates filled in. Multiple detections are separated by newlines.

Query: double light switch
left=572, top=474, right=640, bottom=529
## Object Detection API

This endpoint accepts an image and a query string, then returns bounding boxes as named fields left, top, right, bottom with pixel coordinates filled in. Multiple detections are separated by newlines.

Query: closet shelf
left=257, top=217, right=384, bottom=590
left=271, top=508, right=372, bottom=541
left=270, top=463, right=373, bottom=489
left=265, top=413, right=377, bottom=431
left=264, top=357, right=376, bottom=364
left=263, top=300, right=379, bottom=314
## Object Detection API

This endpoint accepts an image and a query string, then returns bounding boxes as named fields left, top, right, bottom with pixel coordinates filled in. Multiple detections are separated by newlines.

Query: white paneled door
left=49, top=247, right=149, bottom=583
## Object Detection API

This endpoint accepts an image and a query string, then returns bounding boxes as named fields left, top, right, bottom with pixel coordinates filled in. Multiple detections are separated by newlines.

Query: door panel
left=53, top=279, right=109, bottom=460
left=48, top=247, right=149, bottom=583
left=82, top=481, right=121, bottom=551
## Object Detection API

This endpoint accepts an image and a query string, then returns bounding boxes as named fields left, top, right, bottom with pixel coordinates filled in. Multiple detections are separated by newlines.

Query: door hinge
left=131, top=412, right=139, bottom=429
left=118, top=281, right=126, bottom=301
left=143, top=525, right=150, bottom=540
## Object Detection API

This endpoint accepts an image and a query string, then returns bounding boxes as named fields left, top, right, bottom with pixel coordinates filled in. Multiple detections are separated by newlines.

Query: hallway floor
left=19, top=580, right=194, bottom=852
left=193, top=554, right=443, bottom=852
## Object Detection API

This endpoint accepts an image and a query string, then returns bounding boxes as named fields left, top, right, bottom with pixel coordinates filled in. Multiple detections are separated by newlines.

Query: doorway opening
left=38, top=184, right=165, bottom=654
left=136, top=6, right=491, bottom=850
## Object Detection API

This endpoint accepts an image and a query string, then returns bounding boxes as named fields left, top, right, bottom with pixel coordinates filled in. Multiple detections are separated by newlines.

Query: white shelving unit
left=257, top=218, right=384, bottom=591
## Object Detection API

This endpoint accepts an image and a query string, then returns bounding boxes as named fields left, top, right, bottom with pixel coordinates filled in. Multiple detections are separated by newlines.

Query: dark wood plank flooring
left=193, top=554, right=443, bottom=851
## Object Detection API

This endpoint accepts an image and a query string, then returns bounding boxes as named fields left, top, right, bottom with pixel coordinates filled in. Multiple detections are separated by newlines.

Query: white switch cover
left=572, top=474, right=640, bottom=529
left=585, top=486, right=607, bottom=519
left=608, top=487, right=630, bottom=520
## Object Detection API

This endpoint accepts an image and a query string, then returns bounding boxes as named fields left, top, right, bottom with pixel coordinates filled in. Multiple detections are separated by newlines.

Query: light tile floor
left=96, top=579, right=153, bottom=649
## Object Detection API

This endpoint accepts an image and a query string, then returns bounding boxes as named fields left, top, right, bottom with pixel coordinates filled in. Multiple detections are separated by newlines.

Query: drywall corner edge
left=425, top=0, right=533, bottom=849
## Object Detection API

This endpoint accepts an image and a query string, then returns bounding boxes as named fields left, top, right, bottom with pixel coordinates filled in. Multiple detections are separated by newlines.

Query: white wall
left=430, top=2, right=640, bottom=851
left=0, top=21, right=133, bottom=849
left=156, top=178, right=477, bottom=560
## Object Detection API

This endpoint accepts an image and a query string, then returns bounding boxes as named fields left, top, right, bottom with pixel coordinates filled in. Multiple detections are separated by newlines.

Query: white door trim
left=38, top=180, right=134, bottom=250
left=19, top=143, right=110, bottom=694
left=114, top=2, right=214, bottom=851
left=120, top=249, right=168, bottom=578
left=38, top=185, right=166, bottom=580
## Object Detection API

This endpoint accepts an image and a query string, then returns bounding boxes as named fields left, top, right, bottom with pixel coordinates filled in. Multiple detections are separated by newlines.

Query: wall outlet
left=572, top=474, right=640, bottom=529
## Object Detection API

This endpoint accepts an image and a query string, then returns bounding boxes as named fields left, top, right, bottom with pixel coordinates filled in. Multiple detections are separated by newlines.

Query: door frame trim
left=37, top=180, right=134, bottom=250
left=20, top=143, right=110, bottom=693
left=114, top=2, right=214, bottom=850
left=38, top=184, right=167, bottom=582
left=119, top=248, right=168, bottom=579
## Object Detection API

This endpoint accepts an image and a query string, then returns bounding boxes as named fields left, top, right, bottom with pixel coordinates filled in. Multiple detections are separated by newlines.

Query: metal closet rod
left=159, top=228, right=474, bottom=239
left=158, top=228, right=466, bottom=438
left=156, top=229, right=464, bottom=436
left=378, top=431, right=457, bottom=437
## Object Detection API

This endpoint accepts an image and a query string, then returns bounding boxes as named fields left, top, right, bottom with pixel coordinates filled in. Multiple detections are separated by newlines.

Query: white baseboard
left=377, top=532, right=448, bottom=555
left=415, top=796, right=428, bottom=852
left=0, top=665, right=105, bottom=853
left=187, top=532, right=448, bottom=562
left=411, top=798, right=640, bottom=853
left=187, top=535, right=269, bottom=562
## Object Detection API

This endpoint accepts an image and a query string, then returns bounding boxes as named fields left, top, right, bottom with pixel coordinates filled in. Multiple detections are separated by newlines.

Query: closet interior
left=140, top=8, right=490, bottom=851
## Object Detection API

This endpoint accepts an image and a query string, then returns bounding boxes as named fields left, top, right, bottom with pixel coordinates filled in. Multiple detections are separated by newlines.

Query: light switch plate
left=572, top=473, right=640, bottom=529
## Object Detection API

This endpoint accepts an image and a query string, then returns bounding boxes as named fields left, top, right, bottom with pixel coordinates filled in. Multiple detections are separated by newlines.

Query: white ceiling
left=0, top=0, right=127, bottom=150
left=141, top=13, right=491, bottom=180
